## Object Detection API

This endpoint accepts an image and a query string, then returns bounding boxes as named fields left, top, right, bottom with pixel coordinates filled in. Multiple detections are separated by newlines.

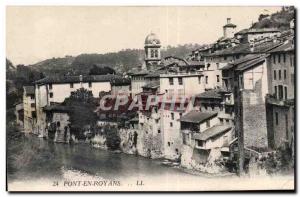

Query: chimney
left=227, top=18, right=231, bottom=24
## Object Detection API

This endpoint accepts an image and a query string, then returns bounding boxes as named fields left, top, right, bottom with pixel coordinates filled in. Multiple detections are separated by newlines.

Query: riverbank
left=7, top=133, right=294, bottom=191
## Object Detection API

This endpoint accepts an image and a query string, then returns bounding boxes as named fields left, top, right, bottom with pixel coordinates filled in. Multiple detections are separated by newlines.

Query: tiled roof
left=142, top=81, right=160, bottom=89
left=180, top=111, right=218, bottom=124
left=220, top=54, right=264, bottom=71
left=43, top=104, right=71, bottom=112
left=235, top=28, right=280, bottom=35
left=193, top=125, right=232, bottom=141
left=207, top=41, right=282, bottom=56
left=235, top=55, right=268, bottom=72
left=35, top=74, right=129, bottom=85
left=223, top=23, right=237, bottom=28
left=184, top=60, right=205, bottom=66
left=130, top=70, right=150, bottom=76
left=23, top=86, right=35, bottom=95
left=195, top=89, right=223, bottom=99
left=269, top=41, right=294, bottom=53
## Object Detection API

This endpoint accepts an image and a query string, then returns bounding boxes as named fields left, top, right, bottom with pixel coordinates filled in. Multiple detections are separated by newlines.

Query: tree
left=88, top=65, right=116, bottom=75
left=103, top=125, right=121, bottom=150
left=63, top=88, right=98, bottom=138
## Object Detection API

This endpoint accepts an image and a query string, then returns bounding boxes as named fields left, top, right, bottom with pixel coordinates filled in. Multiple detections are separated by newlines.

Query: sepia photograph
left=6, top=5, right=295, bottom=192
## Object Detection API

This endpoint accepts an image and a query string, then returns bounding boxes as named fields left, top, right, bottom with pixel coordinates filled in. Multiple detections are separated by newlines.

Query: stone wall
left=242, top=87, right=268, bottom=149
left=119, top=125, right=163, bottom=159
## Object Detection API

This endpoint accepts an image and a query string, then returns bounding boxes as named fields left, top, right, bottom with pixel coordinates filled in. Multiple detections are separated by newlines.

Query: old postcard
left=6, top=6, right=295, bottom=192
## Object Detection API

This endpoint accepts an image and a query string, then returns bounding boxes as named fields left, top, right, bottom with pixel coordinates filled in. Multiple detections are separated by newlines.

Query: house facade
left=265, top=40, right=295, bottom=151
left=180, top=111, right=233, bottom=167
left=34, top=74, right=129, bottom=137
left=23, top=86, right=36, bottom=133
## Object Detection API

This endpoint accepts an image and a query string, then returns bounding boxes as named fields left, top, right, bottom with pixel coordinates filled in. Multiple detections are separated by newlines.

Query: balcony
left=265, top=94, right=293, bottom=106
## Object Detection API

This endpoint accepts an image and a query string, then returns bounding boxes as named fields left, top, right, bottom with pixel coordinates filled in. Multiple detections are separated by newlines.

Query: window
left=171, top=113, right=174, bottom=120
left=31, top=103, right=35, bottom=108
left=198, top=76, right=202, bottom=84
left=168, top=142, right=171, bottom=147
left=284, top=86, right=287, bottom=100
left=183, top=134, right=188, bottom=145
left=179, top=113, right=182, bottom=117
left=216, top=63, right=219, bottom=69
left=178, top=77, right=183, bottom=85
left=150, top=49, right=154, bottom=58
left=274, top=86, right=278, bottom=98
left=278, top=85, right=283, bottom=100
left=169, top=78, right=174, bottom=85
left=89, top=82, right=92, bottom=88
left=30, top=95, right=35, bottom=100
left=278, top=54, right=281, bottom=63
left=274, top=70, right=277, bottom=80
left=220, top=118, right=224, bottom=123
left=206, top=120, right=210, bottom=128
left=283, top=54, right=286, bottom=63
left=154, top=50, right=158, bottom=58
left=32, top=111, right=36, bottom=118
left=284, top=70, right=287, bottom=80
left=70, top=83, right=74, bottom=88
left=216, top=75, right=220, bottom=83
left=49, top=92, right=53, bottom=98
left=49, top=84, right=52, bottom=90
left=211, top=105, right=215, bottom=111
left=273, top=55, right=276, bottom=64
left=207, top=63, right=211, bottom=70
left=170, top=122, right=173, bottom=127
left=158, top=129, right=161, bottom=134
left=155, top=119, right=159, bottom=124
left=275, top=112, right=279, bottom=125
left=197, top=140, right=204, bottom=147
left=279, top=70, right=282, bottom=80
left=291, top=74, right=294, bottom=85
left=205, top=76, right=208, bottom=84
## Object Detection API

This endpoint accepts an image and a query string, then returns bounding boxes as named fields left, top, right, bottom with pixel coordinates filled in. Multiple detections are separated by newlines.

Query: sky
left=6, top=6, right=281, bottom=65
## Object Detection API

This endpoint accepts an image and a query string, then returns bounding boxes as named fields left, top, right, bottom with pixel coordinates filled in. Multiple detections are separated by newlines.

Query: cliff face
left=251, top=7, right=295, bottom=30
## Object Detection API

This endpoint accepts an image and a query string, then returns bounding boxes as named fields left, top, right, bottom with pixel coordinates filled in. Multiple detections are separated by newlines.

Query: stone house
left=265, top=40, right=295, bottom=151
left=23, top=86, right=36, bottom=134
left=180, top=110, right=233, bottom=166
left=34, top=74, right=129, bottom=137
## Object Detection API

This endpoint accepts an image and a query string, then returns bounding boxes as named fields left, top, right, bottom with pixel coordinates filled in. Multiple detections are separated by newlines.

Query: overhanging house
left=180, top=110, right=233, bottom=165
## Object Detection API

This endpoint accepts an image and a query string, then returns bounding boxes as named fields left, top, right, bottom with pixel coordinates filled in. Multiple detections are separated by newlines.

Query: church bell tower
left=144, top=32, right=161, bottom=70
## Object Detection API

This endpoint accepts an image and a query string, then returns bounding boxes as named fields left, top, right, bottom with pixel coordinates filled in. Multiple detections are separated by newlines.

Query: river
left=7, top=134, right=294, bottom=191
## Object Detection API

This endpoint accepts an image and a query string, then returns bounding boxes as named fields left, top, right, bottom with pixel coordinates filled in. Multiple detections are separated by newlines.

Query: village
left=14, top=12, right=295, bottom=176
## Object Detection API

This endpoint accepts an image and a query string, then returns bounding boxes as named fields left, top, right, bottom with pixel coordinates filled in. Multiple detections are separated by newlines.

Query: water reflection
left=8, top=135, right=191, bottom=182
